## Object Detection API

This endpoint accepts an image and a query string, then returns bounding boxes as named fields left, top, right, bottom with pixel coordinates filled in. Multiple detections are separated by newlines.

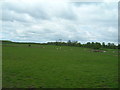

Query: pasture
left=2, top=44, right=118, bottom=88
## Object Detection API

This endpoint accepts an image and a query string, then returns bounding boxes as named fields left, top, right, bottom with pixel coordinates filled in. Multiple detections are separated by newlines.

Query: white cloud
left=1, top=0, right=118, bottom=44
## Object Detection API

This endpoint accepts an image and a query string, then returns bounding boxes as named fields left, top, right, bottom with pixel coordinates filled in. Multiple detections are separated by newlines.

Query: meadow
left=2, top=43, right=118, bottom=88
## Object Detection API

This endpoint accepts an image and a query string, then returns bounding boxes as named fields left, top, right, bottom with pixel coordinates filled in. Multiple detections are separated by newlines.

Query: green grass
left=2, top=44, right=118, bottom=88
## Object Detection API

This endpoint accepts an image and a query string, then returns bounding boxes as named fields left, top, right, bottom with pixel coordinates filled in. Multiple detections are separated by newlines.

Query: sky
left=1, top=0, right=118, bottom=44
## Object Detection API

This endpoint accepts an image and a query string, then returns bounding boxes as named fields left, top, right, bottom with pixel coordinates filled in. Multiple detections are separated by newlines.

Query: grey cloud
left=2, top=1, right=77, bottom=21
left=2, top=2, right=50, bottom=20
left=1, top=1, right=118, bottom=44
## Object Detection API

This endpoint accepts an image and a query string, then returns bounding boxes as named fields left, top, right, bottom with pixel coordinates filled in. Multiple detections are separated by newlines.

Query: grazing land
left=2, top=43, right=118, bottom=88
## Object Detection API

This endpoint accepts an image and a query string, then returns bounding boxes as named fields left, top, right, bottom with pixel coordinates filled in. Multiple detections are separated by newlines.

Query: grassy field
left=2, top=44, right=118, bottom=88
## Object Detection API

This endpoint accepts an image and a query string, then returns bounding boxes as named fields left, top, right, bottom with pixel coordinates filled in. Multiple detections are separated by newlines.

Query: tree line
left=2, top=40, right=120, bottom=49
left=47, top=40, right=119, bottom=49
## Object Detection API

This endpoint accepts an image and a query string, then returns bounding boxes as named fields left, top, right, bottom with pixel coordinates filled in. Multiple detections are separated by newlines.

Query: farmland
left=2, top=43, right=118, bottom=88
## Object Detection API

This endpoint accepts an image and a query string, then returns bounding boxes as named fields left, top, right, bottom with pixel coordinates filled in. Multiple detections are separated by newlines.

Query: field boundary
left=2, top=45, right=46, bottom=48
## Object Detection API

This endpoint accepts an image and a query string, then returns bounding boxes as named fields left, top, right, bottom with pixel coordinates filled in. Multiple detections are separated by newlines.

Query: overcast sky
left=1, top=0, right=118, bottom=44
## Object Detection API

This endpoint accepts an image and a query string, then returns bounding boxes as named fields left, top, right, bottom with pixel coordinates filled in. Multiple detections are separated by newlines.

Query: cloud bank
left=1, top=0, right=118, bottom=44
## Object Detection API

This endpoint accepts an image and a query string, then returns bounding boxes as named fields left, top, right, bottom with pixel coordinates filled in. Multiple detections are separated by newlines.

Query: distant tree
left=118, top=44, right=120, bottom=49
left=67, top=40, right=72, bottom=46
left=55, top=41, right=59, bottom=45
left=106, top=43, right=116, bottom=49
left=86, top=42, right=91, bottom=48
left=72, top=41, right=78, bottom=46
left=93, top=42, right=101, bottom=49
left=102, top=42, right=106, bottom=48
left=77, top=42, right=82, bottom=47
